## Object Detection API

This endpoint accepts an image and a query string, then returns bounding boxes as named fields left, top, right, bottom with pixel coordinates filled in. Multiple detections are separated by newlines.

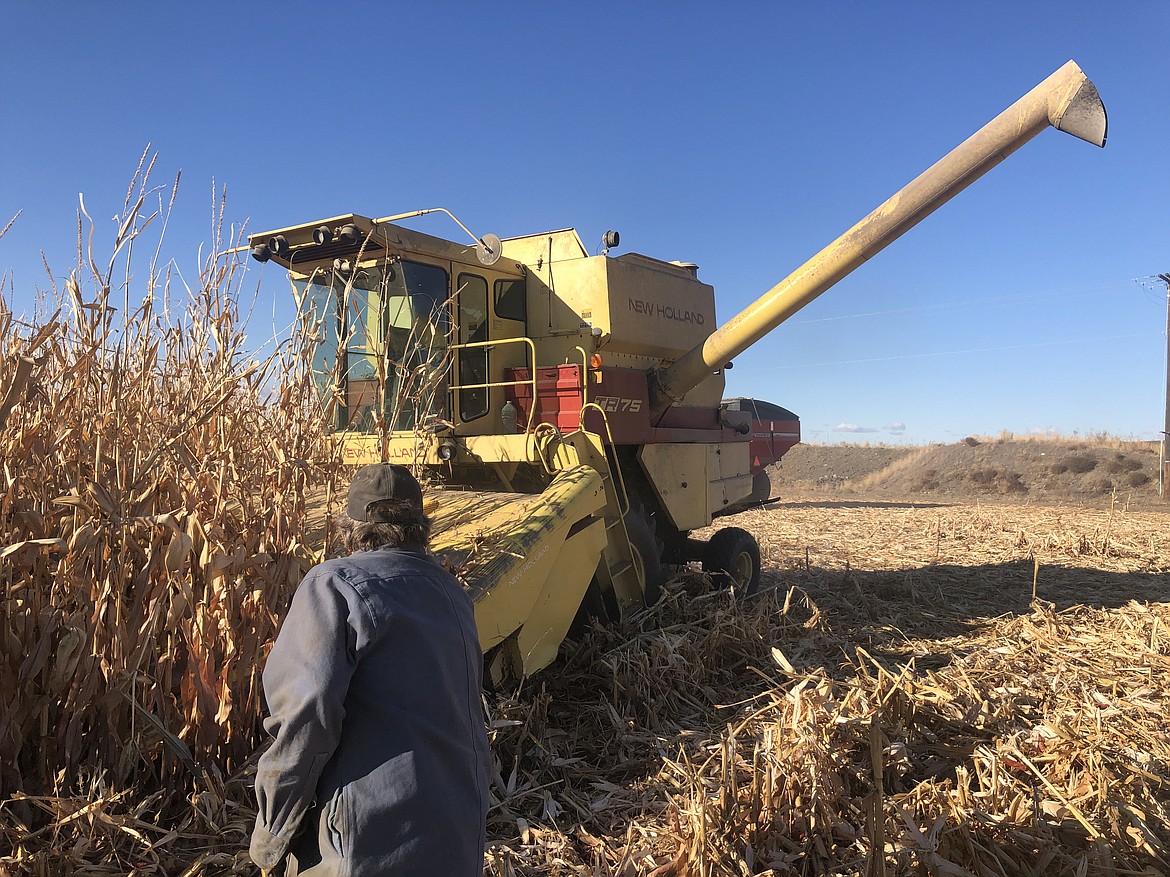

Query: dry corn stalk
left=1, top=154, right=340, bottom=866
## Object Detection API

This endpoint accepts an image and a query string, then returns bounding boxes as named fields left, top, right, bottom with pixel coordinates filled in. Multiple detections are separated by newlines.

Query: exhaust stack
left=650, top=60, right=1107, bottom=417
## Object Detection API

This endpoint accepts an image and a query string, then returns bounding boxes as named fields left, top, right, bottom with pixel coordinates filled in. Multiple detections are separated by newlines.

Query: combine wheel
left=625, top=504, right=666, bottom=606
left=569, top=578, right=614, bottom=636
left=702, top=527, right=761, bottom=596
left=749, top=470, right=773, bottom=504
left=721, top=471, right=774, bottom=515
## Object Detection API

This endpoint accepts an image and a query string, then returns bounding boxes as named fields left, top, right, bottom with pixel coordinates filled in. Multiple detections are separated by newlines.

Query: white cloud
left=884, top=421, right=906, bottom=433
left=834, top=423, right=878, bottom=433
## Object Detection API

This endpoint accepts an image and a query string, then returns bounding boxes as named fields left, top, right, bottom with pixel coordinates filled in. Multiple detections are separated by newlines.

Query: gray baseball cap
left=346, top=464, right=425, bottom=522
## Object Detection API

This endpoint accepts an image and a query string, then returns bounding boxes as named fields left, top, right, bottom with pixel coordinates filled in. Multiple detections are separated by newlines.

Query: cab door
left=455, top=273, right=490, bottom=428
left=454, top=272, right=529, bottom=434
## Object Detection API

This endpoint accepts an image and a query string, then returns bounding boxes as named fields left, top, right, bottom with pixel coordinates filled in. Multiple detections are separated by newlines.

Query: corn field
left=1, top=155, right=339, bottom=870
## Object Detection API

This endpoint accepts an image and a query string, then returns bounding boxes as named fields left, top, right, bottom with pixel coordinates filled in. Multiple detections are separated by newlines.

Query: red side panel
left=508, top=365, right=584, bottom=432
left=583, top=367, right=653, bottom=441
left=748, top=418, right=801, bottom=472
left=505, top=365, right=735, bottom=444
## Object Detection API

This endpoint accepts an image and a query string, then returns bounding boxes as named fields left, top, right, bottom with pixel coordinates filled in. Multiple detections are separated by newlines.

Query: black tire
left=702, top=527, right=761, bottom=595
left=749, top=470, right=773, bottom=504
left=569, top=578, right=613, bottom=636
left=625, top=503, right=666, bottom=606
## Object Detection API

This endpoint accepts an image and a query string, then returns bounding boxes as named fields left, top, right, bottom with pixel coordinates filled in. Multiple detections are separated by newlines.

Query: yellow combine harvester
left=249, top=62, right=1106, bottom=684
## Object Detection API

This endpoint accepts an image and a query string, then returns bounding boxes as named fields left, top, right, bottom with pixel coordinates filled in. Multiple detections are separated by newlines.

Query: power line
left=1158, top=273, right=1170, bottom=498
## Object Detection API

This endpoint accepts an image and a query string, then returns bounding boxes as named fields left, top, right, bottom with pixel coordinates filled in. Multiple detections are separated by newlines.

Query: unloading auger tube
left=649, top=60, right=1107, bottom=418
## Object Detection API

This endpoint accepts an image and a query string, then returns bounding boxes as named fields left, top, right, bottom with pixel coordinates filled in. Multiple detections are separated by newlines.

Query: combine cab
left=249, top=62, right=1106, bottom=683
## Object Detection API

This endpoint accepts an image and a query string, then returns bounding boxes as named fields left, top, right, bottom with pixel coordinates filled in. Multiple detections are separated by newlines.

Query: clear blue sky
left=2, top=2, right=1167, bottom=445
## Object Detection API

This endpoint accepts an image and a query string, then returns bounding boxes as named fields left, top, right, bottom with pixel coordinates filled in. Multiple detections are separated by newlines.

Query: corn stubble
left=2, top=165, right=1168, bottom=875
left=484, top=501, right=1169, bottom=877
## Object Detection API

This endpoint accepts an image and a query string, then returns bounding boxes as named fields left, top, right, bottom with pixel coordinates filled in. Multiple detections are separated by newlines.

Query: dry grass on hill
left=774, top=439, right=1162, bottom=507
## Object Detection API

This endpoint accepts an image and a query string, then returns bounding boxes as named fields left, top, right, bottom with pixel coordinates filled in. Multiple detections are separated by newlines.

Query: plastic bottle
left=500, top=400, right=518, bottom=434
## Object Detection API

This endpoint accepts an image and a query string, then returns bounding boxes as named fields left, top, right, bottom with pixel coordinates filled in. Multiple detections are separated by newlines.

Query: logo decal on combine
left=594, top=396, right=642, bottom=413
left=628, top=298, right=706, bottom=325
left=342, top=443, right=427, bottom=464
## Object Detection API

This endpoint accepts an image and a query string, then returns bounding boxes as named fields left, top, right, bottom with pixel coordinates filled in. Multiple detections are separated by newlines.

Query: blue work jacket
left=250, top=545, right=489, bottom=876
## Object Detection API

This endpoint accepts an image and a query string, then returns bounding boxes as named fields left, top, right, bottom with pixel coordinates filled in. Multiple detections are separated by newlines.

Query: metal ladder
left=563, top=404, right=645, bottom=613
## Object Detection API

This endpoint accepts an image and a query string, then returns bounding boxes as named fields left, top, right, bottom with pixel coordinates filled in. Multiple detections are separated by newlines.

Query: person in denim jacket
left=250, top=464, right=489, bottom=876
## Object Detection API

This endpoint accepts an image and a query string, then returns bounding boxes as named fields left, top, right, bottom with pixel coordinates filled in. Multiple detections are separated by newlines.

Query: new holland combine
left=248, top=62, right=1106, bottom=683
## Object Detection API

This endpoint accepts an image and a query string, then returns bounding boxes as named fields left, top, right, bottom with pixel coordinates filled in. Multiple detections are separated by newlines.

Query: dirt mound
left=771, top=438, right=1162, bottom=506
left=771, top=445, right=914, bottom=488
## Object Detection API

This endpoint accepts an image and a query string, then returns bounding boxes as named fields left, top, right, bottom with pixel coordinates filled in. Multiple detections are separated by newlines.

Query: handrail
left=571, top=346, right=590, bottom=408
left=578, top=402, right=631, bottom=519
left=531, top=422, right=563, bottom=476
left=447, top=336, right=539, bottom=432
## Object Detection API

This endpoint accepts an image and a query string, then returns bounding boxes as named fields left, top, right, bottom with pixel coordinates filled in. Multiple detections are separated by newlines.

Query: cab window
left=494, top=278, right=526, bottom=322
left=457, top=273, right=489, bottom=421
